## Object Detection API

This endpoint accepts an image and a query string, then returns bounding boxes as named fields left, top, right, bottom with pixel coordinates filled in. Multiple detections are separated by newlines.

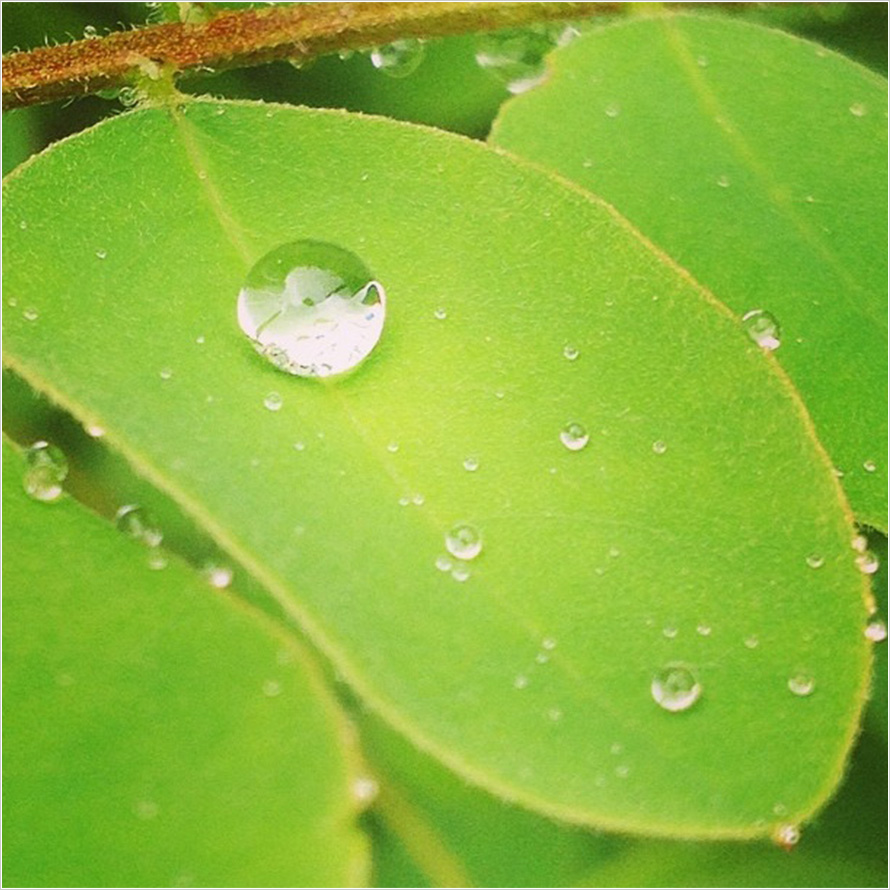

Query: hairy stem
left=2, top=1, right=757, bottom=111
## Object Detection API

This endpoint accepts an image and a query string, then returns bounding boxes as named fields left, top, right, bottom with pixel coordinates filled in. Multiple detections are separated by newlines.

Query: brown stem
left=3, top=2, right=623, bottom=111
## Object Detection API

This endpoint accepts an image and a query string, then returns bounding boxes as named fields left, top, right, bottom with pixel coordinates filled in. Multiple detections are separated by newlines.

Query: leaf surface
left=491, top=14, right=888, bottom=529
left=2, top=99, right=872, bottom=836
left=1, top=440, right=368, bottom=888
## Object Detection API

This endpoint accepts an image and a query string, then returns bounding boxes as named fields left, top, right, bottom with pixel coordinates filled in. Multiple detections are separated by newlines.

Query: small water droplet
left=513, top=674, right=529, bottom=689
left=451, top=562, right=471, bottom=582
left=23, top=441, right=68, bottom=503
left=203, top=562, right=233, bottom=589
left=23, top=307, right=39, bottom=322
left=115, top=505, right=163, bottom=547
left=237, top=240, right=385, bottom=378
left=411, top=493, right=425, bottom=506
left=159, top=367, right=173, bottom=380
left=696, top=55, right=709, bottom=67
left=742, top=309, right=781, bottom=350
left=744, top=635, right=759, bottom=649
left=463, top=456, right=480, bottom=472
left=147, top=552, right=168, bottom=571
left=293, top=441, right=305, bottom=452
left=19, top=220, right=27, bottom=230
left=773, top=802, right=788, bottom=816
left=386, top=441, right=399, bottom=453
left=615, top=764, right=630, bottom=778
left=398, top=496, right=410, bottom=507
left=651, top=663, right=702, bottom=712
left=370, top=39, right=425, bottom=77
left=610, top=742, right=623, bottom=755
left=563, top=344, right=580, bottom=361
left=849, top=102, right=867, bottom=117
left=773, top=823, right=801, bottom=849
left=542, top=637, right=557, bottom=650
left=806, top=553, right=824, bottom=569
left=608, top=546, right=620, bottom=559
left=559, top=421, right=589, bottom=451
left=855, top=551, right=880, bottom=574
left=435, top=555, right=452, bottom=573
left=547, top=707, right=563, bottom=721
left=865, top=619, right=887, bottom=643
left=535, top=652, right=549, bottom=664
left=7, top=296, right=18, bottom=307
left=83, top=24, right=98, bottom=39
left=262, top=679, right=281, bottom=697
left=716, top=174, right=731, bottom=188
left=863, top=459, right=877, bottom=473
left=445, top=522, right=482, bottom=560
left=787, top=672, right=815, bottom=696
left=696, top=624, right=712, bottom=637
left=263, top=391, right=283, bottom=411
left=196, top=335, right=205, bottom=344
left=652, top=440, right=667, bottom=455
left=86, top=425, right=105, bottom=438
left=494, top=389, right=505, bottom=400
left=95, top=248, right=107, bottom=259
left=433, top=307, right=447, bottom=320
left=351, top=776, right=379, bottom=804
left=475, top=28, right=553, bottom=94
left=604, top=103, right=621, bottom=118
left=582, top=158, right=594, bottom=168
left=851, top=533, right=868, bottom=553
left=134, top=800, right=159, bottom=820
left=662, top=626, right=678, bottom=639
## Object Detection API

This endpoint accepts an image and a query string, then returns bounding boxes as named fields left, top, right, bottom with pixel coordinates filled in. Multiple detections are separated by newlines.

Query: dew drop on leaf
left=563, top=344, right=580, bottom=361
left=805, top=553, right=824, bottom=569
left=23, top=441, right=68, bottom=503
left=773, top=823, right=801, bottom=849
left=263, top=391, right=283, bottom=412
left=435, top=555, right=452, bottom=573
left=451, top=562, right=471, bottom=582
left=351, top=776, right=379, bottom=805
left=237, top=240, right=385, bottom=378
left=652, top=440, right=667, bottom=455
left=787, top=672, right=815, bottom=696
left=463, top=456, right=480, bottom=472
left=849, top=101, right=867, bottom=117
left=855, top=551, right=880, bottom=574
left=865, top=619, right=887, bottom=643
left=22, top=307, right=38, bottom=322
left=474, top=28, right=552, bottom=95
left=203, top=562, right=233, bottom=589
left=370, top=39, right=425, bottom=78
left=863, top=459, right=877, bottom=473
left=560, top=421, right=589, bottom=451
left=651, top=663, right=702, bottom=712
left=114, top=505, right=163, bottom=547
left=716, top=174, right=731, bottom=188
left=742, top=309, right=781, bottom=350
left=445, top=522, right=482, bottom=560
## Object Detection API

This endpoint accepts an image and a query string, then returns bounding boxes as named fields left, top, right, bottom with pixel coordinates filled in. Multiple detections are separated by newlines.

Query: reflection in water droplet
left=263, top=391, right=283, bottom=411
left=474, top=28, right=553, bottom=94
left=23, top=441, right=68, bottom=503
left=865, top=619, right=887, bottom=643
left=560, top=421, right=589, bottom=451
left=203, top=563, right=233, bottom=589
left=742, top=309, right=781, bottom=350
left=652, top=440, right=667, bottom=455
left=445, top=523, right=482, bottom=560
left=463, top=456, right=480, bottom=472
left=805, top=553, right=824, bottom=569
left=787, top=673, right=815, bottom=696
left=651, top=663, right=701, bottom=712
left=115, top=505, right=163, bottom=547
left=370, top=39, right=425, bottom=77
left=855, top=551, right=879, bottom=574
left=563, top=344, right=579, bottom=361
left=849, top=102, right=867, bottom=117
left=237, top=240, right=385, bottom=378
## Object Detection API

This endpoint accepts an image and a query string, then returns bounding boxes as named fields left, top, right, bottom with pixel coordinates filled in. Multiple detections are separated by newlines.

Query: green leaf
left=2, top=99, right=872, bottom=837
left=1, top=440, right=369, bottom=887
left=490, top=14, right=888, bottom=530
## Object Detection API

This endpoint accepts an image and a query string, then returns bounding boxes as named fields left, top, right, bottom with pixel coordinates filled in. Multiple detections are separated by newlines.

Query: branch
left=3, top=2, right=624, bottom=111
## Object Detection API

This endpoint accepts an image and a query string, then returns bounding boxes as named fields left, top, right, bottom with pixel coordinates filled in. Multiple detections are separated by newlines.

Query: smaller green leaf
left=1, top=440, right=369, bottom=888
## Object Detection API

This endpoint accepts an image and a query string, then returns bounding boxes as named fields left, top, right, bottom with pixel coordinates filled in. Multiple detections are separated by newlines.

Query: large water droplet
left=115, top=505, right=163, bottom=547
left=773, top=823, right=801, bottom=849
left=474, top=28, right=553, bottom=94
left=23, top=441, right=68, bottom=503
left=742, top=309, right=781, bottom=350
left=445, top=522, right=482, bottom=560
left=370, top=39, right=425, bottom=77
left=865, top=619, right=887, bottom=643
left=651, top=663, right=702, bottom=712
left=787, top=672, right=815, bottom=696
left=560, top=421, right=589, bottom=451
left=855, top=551, right=880, bottom=575
left=237, top=240, right=385, bottom=378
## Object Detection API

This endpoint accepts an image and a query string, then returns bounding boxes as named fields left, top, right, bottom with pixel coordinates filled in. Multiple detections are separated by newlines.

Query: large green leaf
left=1, top=440, right=369, bottom=887
left=2, top=99, right=873, bottom=837
left=490, top=14, right=888, bottom=529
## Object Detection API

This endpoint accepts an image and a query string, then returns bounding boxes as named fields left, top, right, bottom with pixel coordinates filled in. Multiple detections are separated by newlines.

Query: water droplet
left=559, top=421, right=589, bottom=451
left=513, top=674, right=529, bottom=689
left=352, top=776, right=379, bottom=804
left=474, top=28, right=553, bottom=94
left=863, top=459, right=877, bottom=473
left=651, top=663, right=702, bottom=712
left=542, top=637, right=557, bottom=650
left=237, top=240, right=385, bottom=378
left=716, top=174, right=731, bottom=188
left=370, top=39, right=425, bottom=78
left=547, top=707, right=563, bottom=721
left=445, top=522, right=482, bottom=560
left=386, top=441, right=399, bottom=454
left=849, top=102, right=867, bottom=117
left=744, top=635, right=759, bottom=649
left=662, top=626, right=678, bottom=639
left=19, top=220, right=27, bottom=230
left=203, top=562, right=233, bottom=589
left=463, top=456, right=480, bottom=472
left=865, top=619, right=887, bottom=643
left=95, top=248, right=107, bottom=259
left=855, top=551, right=879, bottom=574
left=851, top=533, right=868, bottom=553
left=196, top=335, right=205, bottom=344
left=494, top=389, right=505, bottom=400
left=451, top=562, right=471, bottom=582
left=83, top=24, right=99, bottom=38
left=411, top=493, right=425, bottom=506
left=742, top=309, right=781, bottom=350
left=159, top=367, right=173, bottom=380
left=263, top=391, right=283, bottom=411
left=433, top=307, right=447, bottom=320
left=615, top=764, right=630, bottom=778
left=147, top=552, right=168, bottom=571
left=696, top=55, right=709, bottom=67
left=435, top=555, right=452, bottom=573
left=604, top=103, right=621, bottom=118
left=787, top=672, right=815, bottom=696
left=773, top=823, right=801, bottom=849
left=262, top=679, right=281, bottom=697
left=563, top=344, right=579, bottom=361
left=86, top=425, right=105, bottom=438
left=806, top=553, right=824, bottom=569
left=608, top=546, right=620, bottom=559
left=652, top=440, right=667, bottom=455
left=610, top=742, right=623, bottom=755
left=293, top=441, right=305, bottom=452
left=398, top=496, right=410, bottom=507
left=535, top=652, right=549, bottom=664
left=134, top=800, right=159, bottom=820
left=115, top=505, right=163, bottom=548
left=582, top=158, right=594, bottom=168
left=772, top=802, right=788, bottom=816
left=23, top=441, right=68, bottom=503
left=696, top=624, right=712, bottom=637
left=23, top=307, right=38, bottom=322
left=7, top=296, right=18, bottom=307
